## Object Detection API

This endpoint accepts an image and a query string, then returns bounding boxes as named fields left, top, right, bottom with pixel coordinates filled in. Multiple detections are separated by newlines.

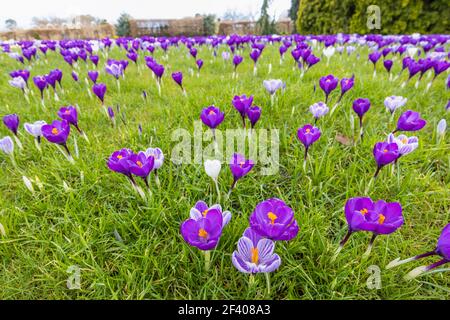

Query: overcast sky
left=0, top=0, right=291, bottom=30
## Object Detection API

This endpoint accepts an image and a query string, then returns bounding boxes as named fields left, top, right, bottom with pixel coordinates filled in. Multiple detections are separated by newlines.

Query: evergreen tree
left=115, top=13, right=131, bottom=37
left=288, top=0, right=299, bottom=32
left=258, top=0, right=276, bottom=35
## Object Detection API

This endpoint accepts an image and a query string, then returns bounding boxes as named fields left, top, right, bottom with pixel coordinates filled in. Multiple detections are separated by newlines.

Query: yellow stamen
left=239, top=161, right=245, bottom=167
left=383, top=149, right=388, bottom=153
left=202, top=209, right=208, bottom=217
left=136, top=161, right=143, bottom=168
left=378, top=214, right=386, bottom=225
left=65, top=110, right=71, bottom=115
left=360, top=208, right=368, bottom=215
left=305, top=128, right=311, bottom=133
left=208, top=110, right=215, bottom=115
left=251, top=247, right=259, bottom=264
left=267, top=211, right=277, bottom=225
left=198, top=228, right=208, bottom=238
left=51, top=128, right=59, bottom=135
left=117, top=155, right=123, bottom=159
left=402, top=138, right=407, bottom=144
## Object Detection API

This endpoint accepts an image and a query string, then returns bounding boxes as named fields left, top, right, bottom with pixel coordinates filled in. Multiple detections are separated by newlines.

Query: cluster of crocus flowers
left=107, top=148, right=160, bottom=198
left=333, top=197, right=404, bottom=260
left=180, top=201, right=232, bottom=271
left=233, top=198, right=299, bottom=293
left=231, top=95, right=261, bottom=129
left=387, top=223, right=450, bottom=280
left=228, top=153, right=254, bottom=196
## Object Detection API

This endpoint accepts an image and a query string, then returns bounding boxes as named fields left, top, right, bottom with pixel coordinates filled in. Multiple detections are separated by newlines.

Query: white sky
left=0, top=0, right=291, bottom=30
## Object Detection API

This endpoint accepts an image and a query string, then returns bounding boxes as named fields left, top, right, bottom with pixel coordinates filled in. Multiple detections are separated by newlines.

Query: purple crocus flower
left=128, top=151, right=155, bottom=187
left=389, top=224, right=450, bottom=280
left=383, top=59, right=393, bottom=73
left=89, top=55, right=99, bottom=66
left=352, top=98, right=371, bottom=140
left=190, top=201, right=231, bottom=227
left=368, top=51, right=382, bottom=69
left=319, top=74, right=339, bottom=103
left=229, top=153, right=254, bottom=192
left=33, top=76, right=47, bottom=100
left=305, top=54, right=320, bottom=69
left=233, top=55, right=243, bottom=71
left=246, top=106, right=261, bottom=129
left=336, top=197, right=403, bottom=258
left=10, top=70, right=30, bottom=85
left=71, top=71, right=79, bottom=82
left=250, top=49, right=261, bottom=65
left=92, top=83, right=107, bottom=104
left=297, top=124, right=321, bottom=161
left=107, top=148, right=133, bottom=176
left=3, top=114, right=19, bottom=136
left=387, top=133, right=418, bottom=157
left=200, top=106, right=224, bottom=130
left=249, top=198, right=299, bottom=241
left=394, top=110, right=426, bottom=133
left=41, top=120, right=70, bottom=145
left=172, top=71, right=183, bottom=89
left=232, top=95, right=253, bottom=127
left=88, top=70, right=99, bottom=84
left=57, top=106, right=84, bottom=134
left=373, top=142, right=400, bottom=177
left=338, top=75, right=354, bottom=102
left=232, top=227, right=281, bottom=274
left=196, top=59, right=203, bottom=71
left=432, top=60, right=449, bottom=79
left=180, top=208, right=223, bottom=251
left=0, top=136, right=14, bottom=155
left=105, top=62, right=123, bottom=80
left=126, top=51, right=138, bottom=64
left=309, top=102, right=329, bottom=122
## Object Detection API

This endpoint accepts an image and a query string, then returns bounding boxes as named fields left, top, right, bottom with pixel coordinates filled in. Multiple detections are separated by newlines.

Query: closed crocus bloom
left=41, top=120, right=70, bottom=145
left=171, top=71, right=183, bottom=87
left=437, top=119, right=446, bottom=136
left=232, top=228, right=281, bottom=274
left=306, top=54, right=320, bottom=68
left=105, top=63, right=123, bottom=79
left=92, top=83, right=107, bottom=103
left=189, top=201, right=231, bottom=227
left=368, top=51, right=382, bottom=66
left=229, top=153, right=254, bottom=183
left=24, top=120, right=46, bottom=138
left=383, top=59, right=393, bottom=72
left=384, top=96, right=407, bottom=114
left=352, top=98, right=371, bottom=118
left=33, top=76, right=47, bottom=98
left=323, top=46, right=335, bottom=59
left=433, top=60, right=450, bottom=78
left=395, top=110, right=427, bottom=132
left=436, top=224, right=450, bottom=261
left=3, top=114, right=20, bottom=135
left=246, top=106, right=261, bottom=129
left=71, top=71, right=79, bottom=82
left=196, top=59, right=203, bottom=70
left=250, top=49, right=261, bottom=64
left=309, top=102, right=329, bottom=120
left=89, top=55, right=99, bottom=66
left=180, top=209, right=223, bottom=251
left=340, top=76, right=354, bottom=95
left=249, top=198, right=299, bottom=241
left=319, top=74, right=338, bottom=103
left=372, top=141, right=399, bottom=177
left=222, top=51, right=230, bottom=60
left=200, top=106, right=224, bottom=129
left=107, top=106, right=115, bottom=119
left=232, top=95, right=253, bottom=117
left=88, top=70, right=99, bottom=83
left=204, top=159, right=221, bottom=181
left=128, top=151, right=154, bottom=178
left=145, top=147, right=164, bottom=169
left=233, top=55, right=243, bottom=68
left=126, top=51, right=138, bottom=63
left=107, top=148, right=134, bottom=175
left=0, top=136, right=14, bottom=155
left=407, top=61, right=422, bottom=79
left=297, top=124, right=321, bottom=150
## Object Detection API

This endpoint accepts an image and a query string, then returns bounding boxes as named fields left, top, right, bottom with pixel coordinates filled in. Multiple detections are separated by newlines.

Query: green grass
left=0, top=42, right=449, bottom=300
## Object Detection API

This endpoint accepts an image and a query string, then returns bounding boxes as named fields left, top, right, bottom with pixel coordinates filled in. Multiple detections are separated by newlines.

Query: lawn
left=0, top=36, right=449, bottom=299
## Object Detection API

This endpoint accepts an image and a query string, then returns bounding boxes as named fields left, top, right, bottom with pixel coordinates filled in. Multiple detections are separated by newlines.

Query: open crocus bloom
left=229, top=153, right=254, bottom=182
left=249, top=198, right=299, bottom=241
left=41, top=120, right=70, bottom=145
left=387, top=133, right=418, bottom=156
left=232, top=228, right=281, bottom=274
left=145, top=147, right=164, bottom=169
left=107, top=148, right=134, bottom=176
left=384, top=96, right=407, bottom=114
left=189, top=201, right=231, bottom=227
left=24, top=120, right=46, bottom=139
left=263, top=79, right=283, bottom=95
left=345, top=197, right=404, bottom=235
left=128, top=151, right=154, bottom=178
left=180, top=209, right=223, bottom=251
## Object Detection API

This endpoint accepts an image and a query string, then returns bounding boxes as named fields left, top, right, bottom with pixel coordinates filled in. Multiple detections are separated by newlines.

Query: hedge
left=296, top=0, right=449, bottom=34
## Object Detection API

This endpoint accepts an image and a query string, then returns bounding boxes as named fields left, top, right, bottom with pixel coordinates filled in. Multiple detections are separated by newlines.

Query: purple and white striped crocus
left=387, top=133, right=418, bottom=158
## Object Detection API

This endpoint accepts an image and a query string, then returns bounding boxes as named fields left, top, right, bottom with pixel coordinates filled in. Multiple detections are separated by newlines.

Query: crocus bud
left=204, top=159, right=221, bottom=181
left=437, top=119, right=446, bottom=137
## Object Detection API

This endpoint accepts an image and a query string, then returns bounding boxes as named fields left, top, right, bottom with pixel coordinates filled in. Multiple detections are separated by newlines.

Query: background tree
left=202, top=14, right=216, bottom=35
left=258, top=0, right=276, bottom=35
left=115, top=13, right=132, bottom=37
left=289, top=0, right=299, bottom=32
left=5, top=19, right=17, bottom=30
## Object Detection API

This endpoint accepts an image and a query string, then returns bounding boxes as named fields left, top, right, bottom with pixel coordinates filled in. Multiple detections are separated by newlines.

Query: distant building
left=129, top=17, right=204, bottom=37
